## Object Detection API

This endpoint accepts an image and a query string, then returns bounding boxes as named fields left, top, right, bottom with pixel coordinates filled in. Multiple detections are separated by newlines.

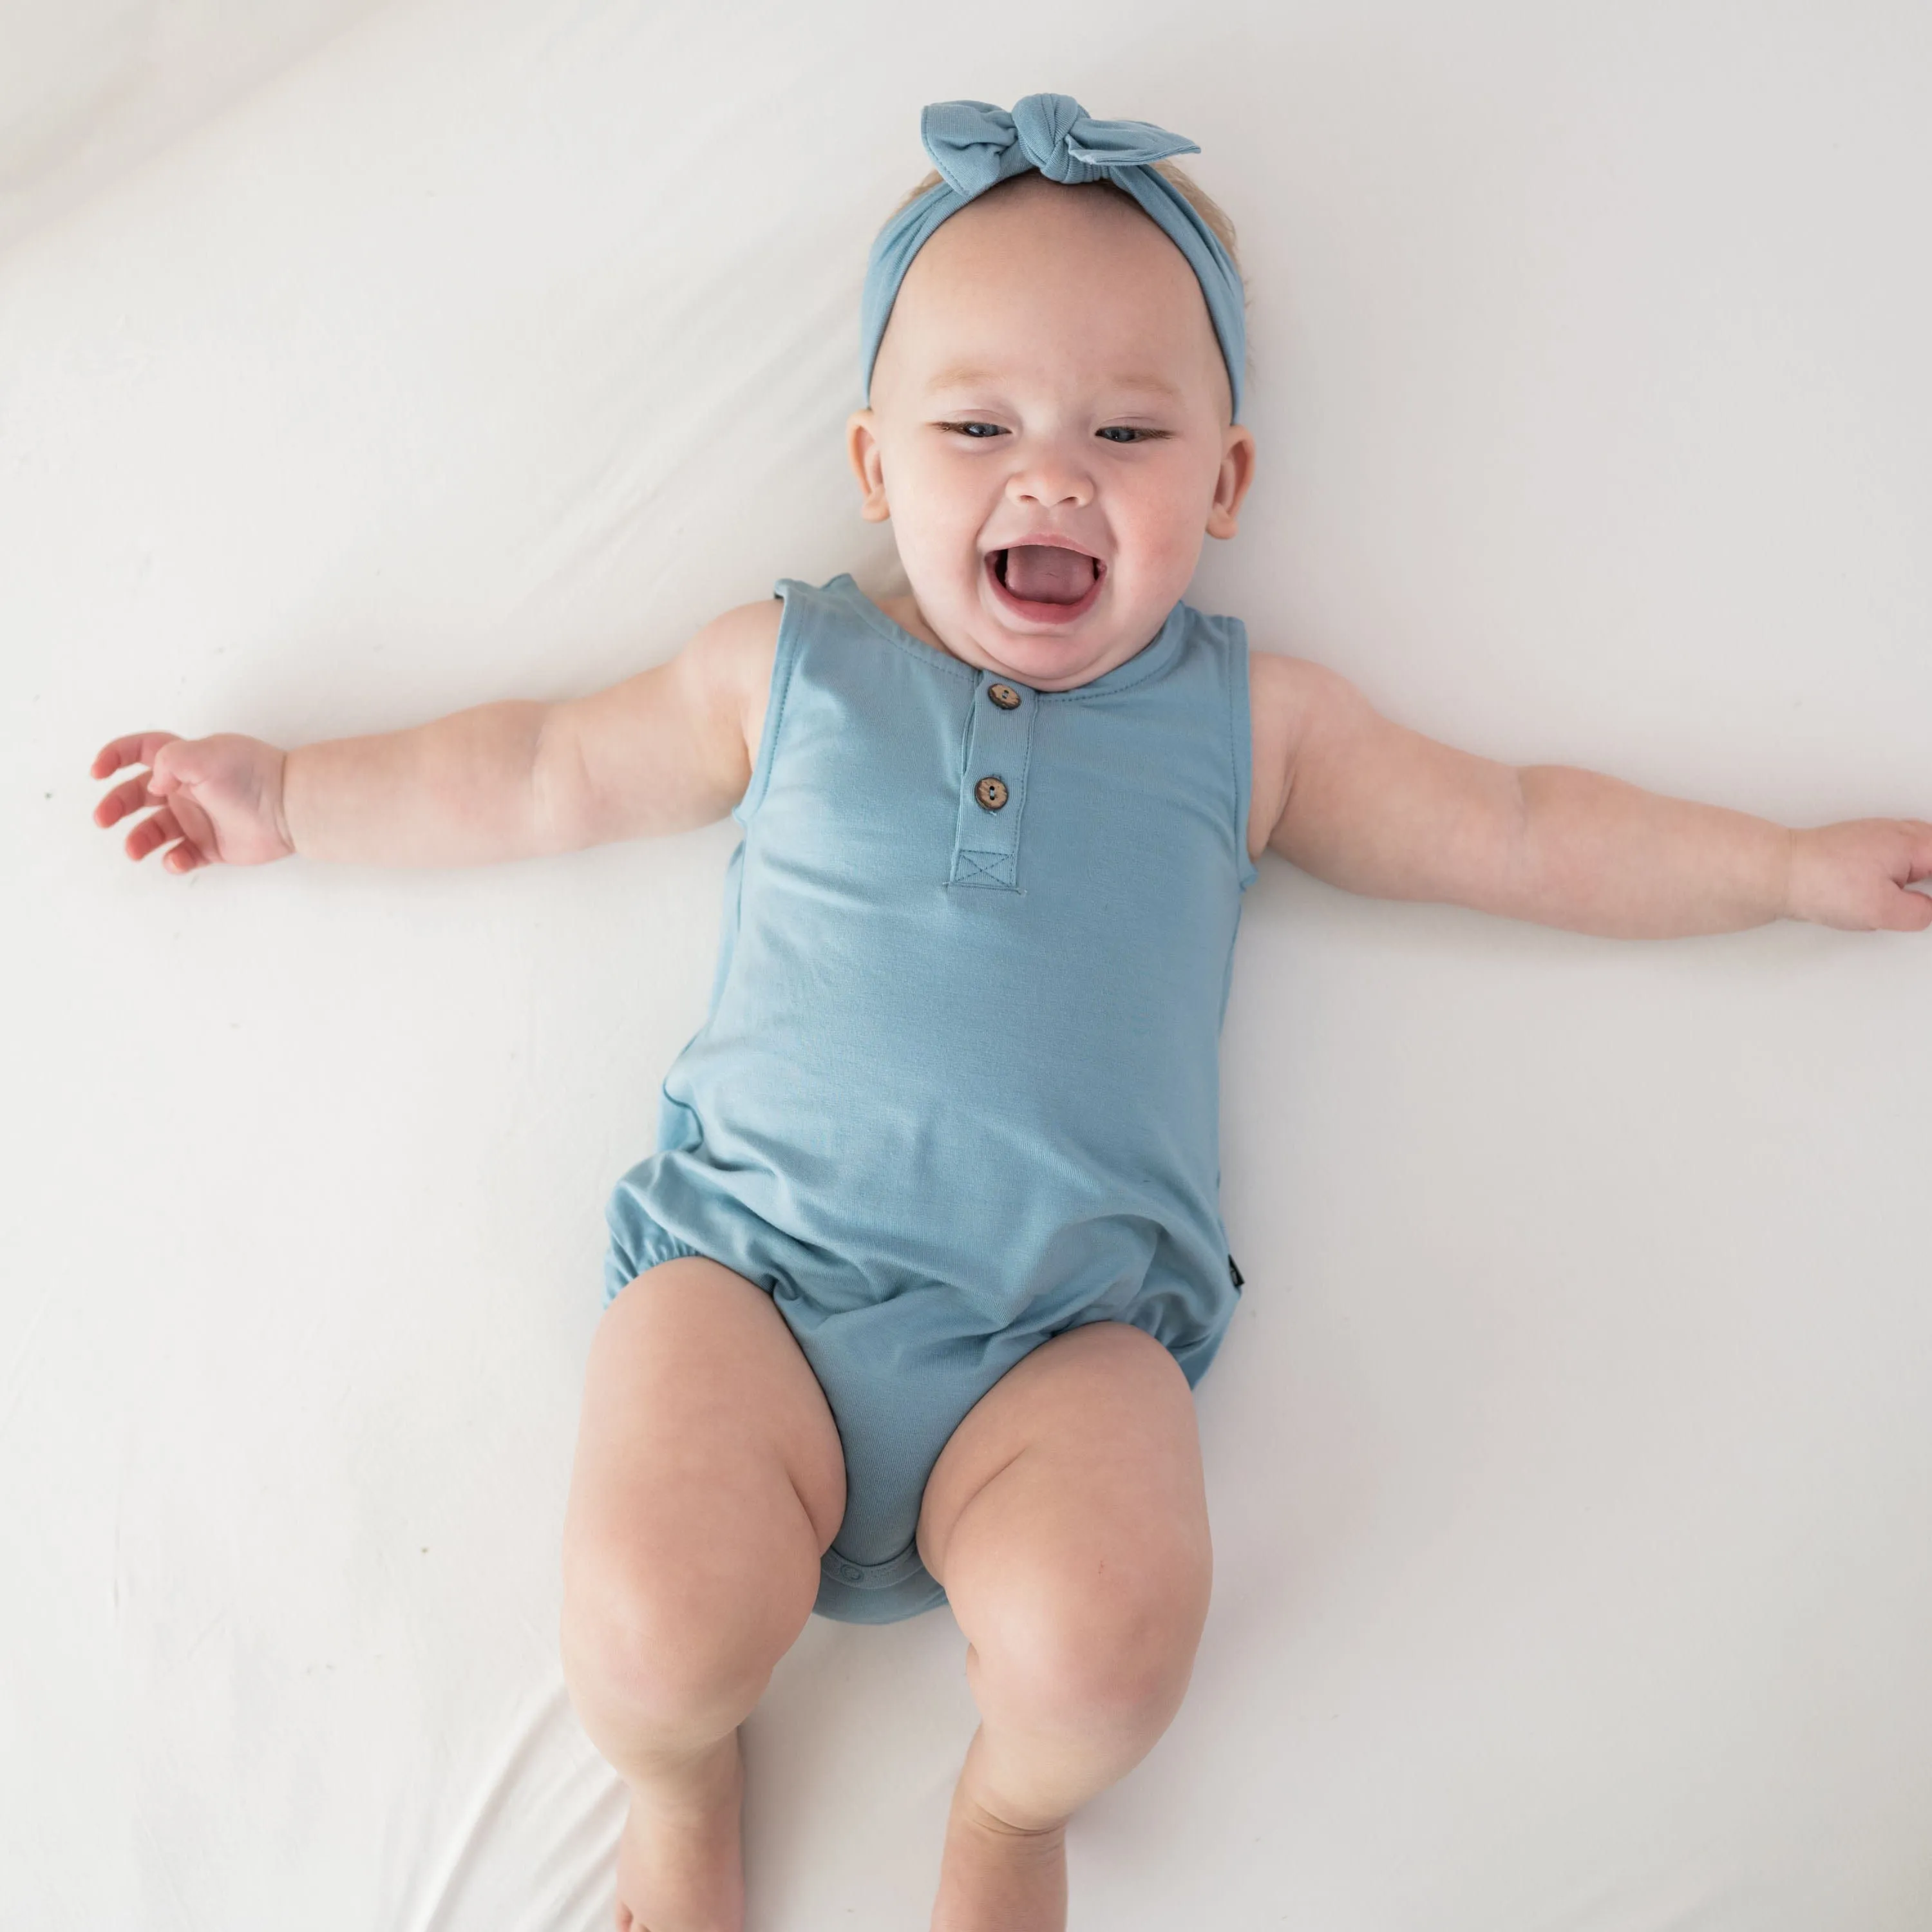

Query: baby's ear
left=846, top=410, right=891, bottom=522
left=1206, top=424, right=1257, bottom=541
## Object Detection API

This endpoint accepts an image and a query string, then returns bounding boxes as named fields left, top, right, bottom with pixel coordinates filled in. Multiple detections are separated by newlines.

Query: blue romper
left=603, top=572, right=1258, bottom=1624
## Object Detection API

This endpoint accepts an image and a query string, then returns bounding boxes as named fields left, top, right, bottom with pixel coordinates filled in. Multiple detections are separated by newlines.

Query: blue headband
left=860, top=93, right=1247, bottom=422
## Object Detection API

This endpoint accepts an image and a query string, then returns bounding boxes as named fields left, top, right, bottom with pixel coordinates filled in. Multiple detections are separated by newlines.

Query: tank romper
left=602, top=571, right=1259, bottom=1624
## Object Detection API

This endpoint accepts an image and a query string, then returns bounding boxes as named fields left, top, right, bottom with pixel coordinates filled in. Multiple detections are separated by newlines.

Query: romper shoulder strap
left=732, top=576, right=828, bottom=828
left=1177, top=601, right=1260, bottom=894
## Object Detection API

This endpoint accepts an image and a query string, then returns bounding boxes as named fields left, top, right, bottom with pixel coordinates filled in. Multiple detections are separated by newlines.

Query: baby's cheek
left=902, top=474, right=987, bottom=556
left=1132, top=516, right=1206, bottom=586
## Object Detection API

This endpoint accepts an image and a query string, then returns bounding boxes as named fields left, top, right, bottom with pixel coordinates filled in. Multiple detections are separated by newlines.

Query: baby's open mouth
left=987, top=544, right=1106, bottom=621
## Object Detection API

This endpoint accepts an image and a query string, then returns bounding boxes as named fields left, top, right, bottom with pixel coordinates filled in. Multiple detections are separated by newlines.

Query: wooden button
left=974, top=775, right=1009, bottom=811
left=987, top=682, right=1021, bottom=710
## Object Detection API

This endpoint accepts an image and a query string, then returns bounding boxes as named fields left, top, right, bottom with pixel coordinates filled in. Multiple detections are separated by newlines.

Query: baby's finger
left=1895, top=819, right=1932, bottom=887
left=1884, top=884, right=1932, bottom=933
left=90, top=732, right=179, bottom=782
left=123, top=806, right=185, bottom=863
left=162, top=839, right=209, bottom=875
left=93, top=773, right=156, bottom=828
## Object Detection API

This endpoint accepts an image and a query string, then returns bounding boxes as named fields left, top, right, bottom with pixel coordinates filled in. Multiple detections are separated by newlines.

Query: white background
left=4, top=2, right=1929, bottom=1926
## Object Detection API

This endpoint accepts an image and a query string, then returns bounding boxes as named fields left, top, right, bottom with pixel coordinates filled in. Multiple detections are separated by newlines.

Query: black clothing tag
left=1227, top=1253, right=1244, bottom=1289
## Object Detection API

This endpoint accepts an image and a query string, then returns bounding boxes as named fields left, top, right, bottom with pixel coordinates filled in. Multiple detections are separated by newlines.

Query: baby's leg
left=560, top=1255, right=846, bottom=1932
left=915, top=1322, right=1213, bottom=1932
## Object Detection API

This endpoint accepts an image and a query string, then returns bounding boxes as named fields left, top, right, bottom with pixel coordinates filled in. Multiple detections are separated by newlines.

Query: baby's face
left=849, top=176, right=1255, bottom=692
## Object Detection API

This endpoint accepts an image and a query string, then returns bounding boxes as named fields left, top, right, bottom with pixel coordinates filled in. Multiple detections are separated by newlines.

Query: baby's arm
left=1251, top=651, right=1932, bottom=937
left=91, top=601, right=778, bottom=873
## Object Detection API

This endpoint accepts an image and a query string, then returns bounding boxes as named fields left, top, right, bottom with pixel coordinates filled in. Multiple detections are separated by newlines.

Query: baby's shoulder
left=681, top=596, right=782, bottom=771
left=1246, top=645, right=1346, bottom=740
left=1245, top=647, right=1347, bottom=862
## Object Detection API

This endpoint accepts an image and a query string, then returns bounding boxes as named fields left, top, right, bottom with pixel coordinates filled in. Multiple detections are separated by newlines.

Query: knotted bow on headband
left=860, top=94, right=1247, bottom=421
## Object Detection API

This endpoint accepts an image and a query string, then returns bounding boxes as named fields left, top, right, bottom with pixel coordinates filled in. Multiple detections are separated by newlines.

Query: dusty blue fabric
left=861, top=93, right=1247, bottom=421
left=603, top=574, right=1258, bottom=1624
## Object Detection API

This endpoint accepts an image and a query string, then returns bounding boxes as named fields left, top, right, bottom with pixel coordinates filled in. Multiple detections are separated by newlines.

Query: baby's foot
left=929, top=1781, right=1068, bottom=1932
left=612, top=1732, right=745, bottom=1932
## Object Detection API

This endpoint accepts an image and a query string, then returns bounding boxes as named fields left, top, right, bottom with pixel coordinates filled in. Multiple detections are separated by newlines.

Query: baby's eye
left=1096, top=425, right=1159, bottom=443
left=942, top=421, right=1005, bottom=439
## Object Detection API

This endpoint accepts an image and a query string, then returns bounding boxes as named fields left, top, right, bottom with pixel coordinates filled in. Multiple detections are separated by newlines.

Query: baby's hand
left=1786, top=819, right=1932, bottom=931
left=90, top=732, right=293, bottom=875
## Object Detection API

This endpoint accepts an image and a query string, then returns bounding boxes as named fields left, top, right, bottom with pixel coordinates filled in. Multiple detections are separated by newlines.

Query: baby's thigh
left=562, top=1256, right=846, bottom=1669
left=916, top=1323, right=1213, bottom=1700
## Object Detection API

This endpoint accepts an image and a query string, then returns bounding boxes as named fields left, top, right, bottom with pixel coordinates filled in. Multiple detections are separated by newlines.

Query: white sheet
left=6, top=3, right=1932, bottom=1926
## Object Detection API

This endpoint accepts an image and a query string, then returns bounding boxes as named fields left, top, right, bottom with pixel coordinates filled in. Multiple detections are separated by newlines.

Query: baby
left=91, top=93, right=1932, bottom=1932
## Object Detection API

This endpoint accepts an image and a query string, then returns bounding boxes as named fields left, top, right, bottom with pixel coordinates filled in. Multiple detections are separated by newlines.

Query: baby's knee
left=976, top=1554, right=1209, bottom=1733
left=561, top=1553, right=805, bottom=1747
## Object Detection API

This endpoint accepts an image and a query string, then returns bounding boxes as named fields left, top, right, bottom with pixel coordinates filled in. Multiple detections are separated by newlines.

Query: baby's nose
left=1007, top=457, right=1095, bottom=509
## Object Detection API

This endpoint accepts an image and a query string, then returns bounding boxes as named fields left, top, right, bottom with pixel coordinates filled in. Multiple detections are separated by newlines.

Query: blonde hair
left=888, top=158, right=1243, bottom=277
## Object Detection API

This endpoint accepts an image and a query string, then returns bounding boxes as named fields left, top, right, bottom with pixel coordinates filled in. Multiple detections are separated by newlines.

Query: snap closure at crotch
left=974, top=775, right=1009, bottom=811
left=987, top=683, right=1021, bottom=710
